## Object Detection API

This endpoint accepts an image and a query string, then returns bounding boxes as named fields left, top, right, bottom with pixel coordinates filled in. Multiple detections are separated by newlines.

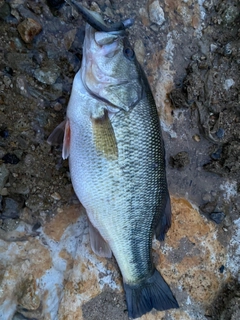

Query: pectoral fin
left=88, top=218, right=112, bottom=258
left=47, top=120, right=66, bottom=145
left=47, top=119, right=71, bottom=159
left=91, top=110, right=118, bottom=159
left=62, top=119, right=71, bottom=160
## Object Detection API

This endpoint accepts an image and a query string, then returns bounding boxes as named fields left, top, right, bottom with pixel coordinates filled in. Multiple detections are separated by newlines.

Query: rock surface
left=0, top=0, right=239, bottom=319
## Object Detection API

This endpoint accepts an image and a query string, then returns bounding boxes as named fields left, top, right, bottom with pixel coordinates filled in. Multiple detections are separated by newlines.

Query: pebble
left=51, top=192, right=61, bottom=200
left=134, top=39, right=145, bottom=66
left=9, top=0, right=25, bottom=9
left=211, top=147, right=222, bottom=160
left=17, top=18, right=42, bottom=43
left=47, top=0, right=65, bottom=9
left=25, top=195, right=44, bottom=211
left=0, top=164, right=10, bottom=191
left=219, top=265, right=225, bottom=273
left=216, top=128, right=225, bottom=139
left=2, top=153, right=20, bottom=164
left=34, top=61, right=60, bottom=85
left=22, top=152, right=33, bottom=166
left=149, top=1, right=165, bottom=26
left=193, top=134, right=200, bottom=142
left=210, top=212, right=226, bottom=224
left=63, top=29, right=77, bottom=50
left=53, top=101, right=63, bottom=111
left=1, top=218, right=19, bottom=232
left=222, top=5, right=239, bottom=25
left=2, top=197, right=20, bottom=219
left=0, top=128, right=9, bottom=139
left=1, top=188, right=8, bottom=196
left=200, top=201, right=217, bottom=214
left=0, top=2, right=11, bottom=20
left=224, top=79, right=235, bottom=90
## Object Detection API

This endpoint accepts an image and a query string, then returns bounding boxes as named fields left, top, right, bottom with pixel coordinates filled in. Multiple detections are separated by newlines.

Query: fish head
left=81, top=16, right=145, bottom=111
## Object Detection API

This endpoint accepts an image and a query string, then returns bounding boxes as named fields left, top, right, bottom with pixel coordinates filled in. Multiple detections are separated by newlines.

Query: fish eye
left=123, top=47, right=135, bottom=60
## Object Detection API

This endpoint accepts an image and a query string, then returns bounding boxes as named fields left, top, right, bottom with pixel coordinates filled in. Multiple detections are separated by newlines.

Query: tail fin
left=123, top=269, right=179, bottom=319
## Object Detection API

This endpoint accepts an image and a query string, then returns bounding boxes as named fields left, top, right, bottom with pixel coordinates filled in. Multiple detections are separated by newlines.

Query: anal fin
left=88, top=218, right=112, bottom=258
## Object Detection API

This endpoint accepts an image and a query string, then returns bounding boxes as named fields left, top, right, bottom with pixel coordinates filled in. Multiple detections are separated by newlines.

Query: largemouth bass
left=49, top=2, right=179, bottom=318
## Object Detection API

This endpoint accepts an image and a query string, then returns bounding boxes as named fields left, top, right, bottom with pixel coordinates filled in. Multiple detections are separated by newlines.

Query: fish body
left=49, top=8, right=178, bottom=318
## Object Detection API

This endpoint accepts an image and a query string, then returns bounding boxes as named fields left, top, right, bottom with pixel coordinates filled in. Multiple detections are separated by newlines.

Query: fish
left=48, top=2, right=179, bottom=318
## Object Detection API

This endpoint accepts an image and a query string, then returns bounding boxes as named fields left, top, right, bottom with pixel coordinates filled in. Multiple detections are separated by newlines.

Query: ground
left=0, top=0, right=239, bottom=319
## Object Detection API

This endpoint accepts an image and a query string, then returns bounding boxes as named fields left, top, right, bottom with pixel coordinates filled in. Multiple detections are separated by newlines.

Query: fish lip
left=69, top=0, right=134, bottom=33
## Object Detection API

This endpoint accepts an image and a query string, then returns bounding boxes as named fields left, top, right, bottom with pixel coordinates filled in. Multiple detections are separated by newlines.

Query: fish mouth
left=69, top=0, right=134, bottom=34
left=82, top=25, right=129, bottom=109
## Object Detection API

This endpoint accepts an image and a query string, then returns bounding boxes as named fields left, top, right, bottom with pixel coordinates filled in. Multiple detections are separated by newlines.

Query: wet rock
left=2, top=153, right=20, bottom=164
left=63, top=29, right=77, bottom=50
left=1, top=197, right=22, bottom=219
left=148, top=1, right=165, bottom=26
left=12, top=312, right=35, bottom=320
left=219, top=265, right=225, bottom=273
left=209, top=212, right=225, bottom=224
left=222, top=5, right=239, bottom=25
left=169, top=151, right=190, bottom=169
left=9, top=0, right=25, bottom=9
left=33, top=61, right=60, bottom=85
left=1, top=218, right=20, bottom=231
left=200, top=200, right=217, bottom=214
left=17, top=18, right=42, bottom=44
left=47, top=0, right=65, bottom=9
left=0, top=2, right=11, bottom=21
left=0, top=164, right=10, bottom=191
left=15, top=76, right=32, bottom=98
left=0, top=127, right=9, bottom=138
left=203, top=0, right=213, bottom=11
left=216, top=128, right=225, bottom=139
left=0, top=147, right=7, bottom=159
left=211, top=147, right=222, bottom=160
